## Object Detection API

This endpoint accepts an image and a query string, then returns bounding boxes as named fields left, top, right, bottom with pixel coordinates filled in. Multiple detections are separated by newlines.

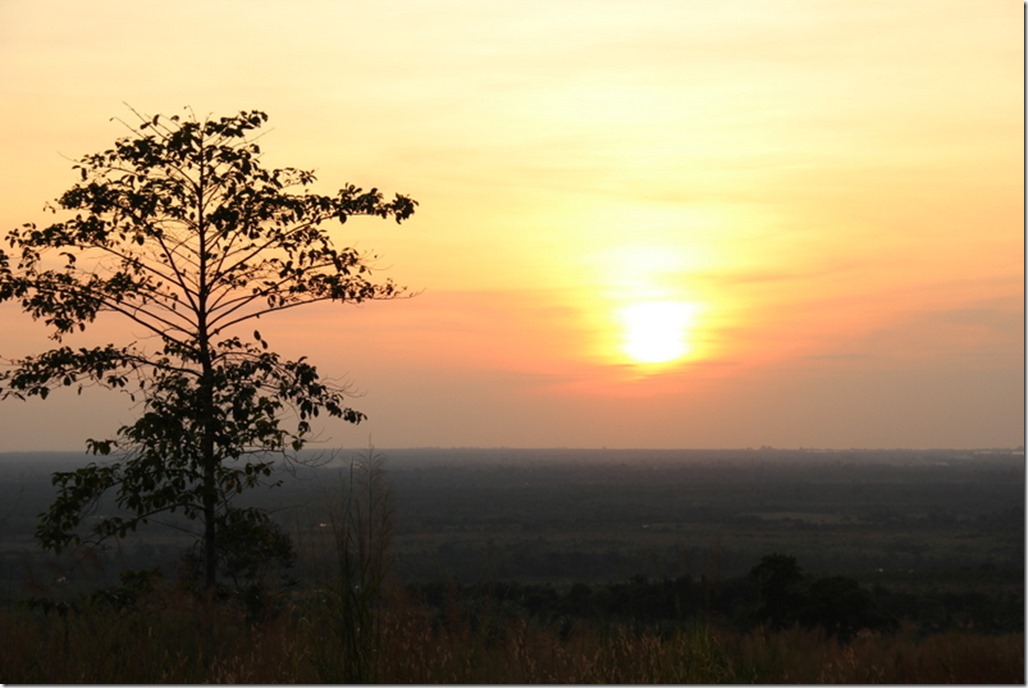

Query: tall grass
left=313, top=446, right=394, bottom=683
left=1, top=587, right=1022, bottom=683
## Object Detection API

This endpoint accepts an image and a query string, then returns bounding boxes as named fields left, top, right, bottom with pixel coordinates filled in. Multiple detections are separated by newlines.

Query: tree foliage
left=748, top=553, right=804, bottom=628
left=0, top=107, right=416, bottom=590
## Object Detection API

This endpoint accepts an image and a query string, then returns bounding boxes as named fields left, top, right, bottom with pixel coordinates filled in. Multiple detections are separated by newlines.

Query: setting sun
left=618, top=301, right=698, bottom=366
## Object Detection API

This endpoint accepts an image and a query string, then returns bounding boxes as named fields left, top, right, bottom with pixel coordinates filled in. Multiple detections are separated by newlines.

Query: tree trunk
left=202, top=418, right=217, bottom=593
left=196, top=153, right=218, bottom=595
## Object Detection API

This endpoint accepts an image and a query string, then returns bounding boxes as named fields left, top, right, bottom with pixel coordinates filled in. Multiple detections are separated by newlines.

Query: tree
left=0, top=108, right=416, bottom=592
left=748, top=553, right=804, bottom=628
left=799, top=575, right=886, bottom=640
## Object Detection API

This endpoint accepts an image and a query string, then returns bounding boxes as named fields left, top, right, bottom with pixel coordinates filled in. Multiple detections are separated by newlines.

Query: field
left=0, top=447, right=1023, bottom=682
left=379, top=448, right=1024, bottom=586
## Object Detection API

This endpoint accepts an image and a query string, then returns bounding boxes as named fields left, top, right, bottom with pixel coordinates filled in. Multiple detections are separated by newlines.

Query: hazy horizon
left=0, top=444, right=1022, bottom=458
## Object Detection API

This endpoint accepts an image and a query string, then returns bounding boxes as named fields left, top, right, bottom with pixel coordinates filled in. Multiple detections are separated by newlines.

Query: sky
left=0, top=0, right=1022, bottom=451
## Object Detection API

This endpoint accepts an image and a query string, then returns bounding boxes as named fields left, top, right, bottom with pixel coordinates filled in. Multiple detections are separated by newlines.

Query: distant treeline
left=407, top=552, right=1023, bottom=641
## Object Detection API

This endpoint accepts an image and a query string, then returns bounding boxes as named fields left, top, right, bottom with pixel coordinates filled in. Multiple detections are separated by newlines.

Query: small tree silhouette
left=749, top=553, right=804, bottom=628
left=324, top=446, right=394, bottom=682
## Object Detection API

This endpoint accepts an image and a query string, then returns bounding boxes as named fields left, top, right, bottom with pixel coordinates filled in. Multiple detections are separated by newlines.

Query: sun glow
left=618, top=301, right=698, bottom=366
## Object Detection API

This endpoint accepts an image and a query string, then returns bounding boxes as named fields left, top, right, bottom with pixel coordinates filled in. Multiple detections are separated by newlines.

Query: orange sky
left=0, top=1, right=1022, bottom=450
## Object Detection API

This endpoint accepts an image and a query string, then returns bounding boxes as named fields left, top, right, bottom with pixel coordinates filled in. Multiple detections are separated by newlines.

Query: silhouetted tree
left=749, top=553, right=804, bottom=628
left=0, top=108, right=416, bottom=593
left=799, top=575, right=896, bottom=640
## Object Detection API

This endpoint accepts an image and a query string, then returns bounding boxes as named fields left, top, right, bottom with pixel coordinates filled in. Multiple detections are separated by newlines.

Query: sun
left=618, top=301, right=697, bottom=365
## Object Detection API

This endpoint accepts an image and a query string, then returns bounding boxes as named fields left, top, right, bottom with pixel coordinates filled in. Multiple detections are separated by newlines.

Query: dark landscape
left=0, top=446, right=1023, bottom=682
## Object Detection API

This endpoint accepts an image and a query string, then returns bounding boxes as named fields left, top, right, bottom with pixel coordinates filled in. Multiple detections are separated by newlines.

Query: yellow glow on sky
left=0, top=0, right=1022, bottom=450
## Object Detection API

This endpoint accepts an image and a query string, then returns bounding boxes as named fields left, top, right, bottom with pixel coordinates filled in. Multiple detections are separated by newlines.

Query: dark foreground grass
left=0, top=589, right=1022, bottom=684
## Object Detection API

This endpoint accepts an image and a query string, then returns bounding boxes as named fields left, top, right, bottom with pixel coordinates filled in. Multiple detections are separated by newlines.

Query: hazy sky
left=0, top=1, right=1022, bottom=451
